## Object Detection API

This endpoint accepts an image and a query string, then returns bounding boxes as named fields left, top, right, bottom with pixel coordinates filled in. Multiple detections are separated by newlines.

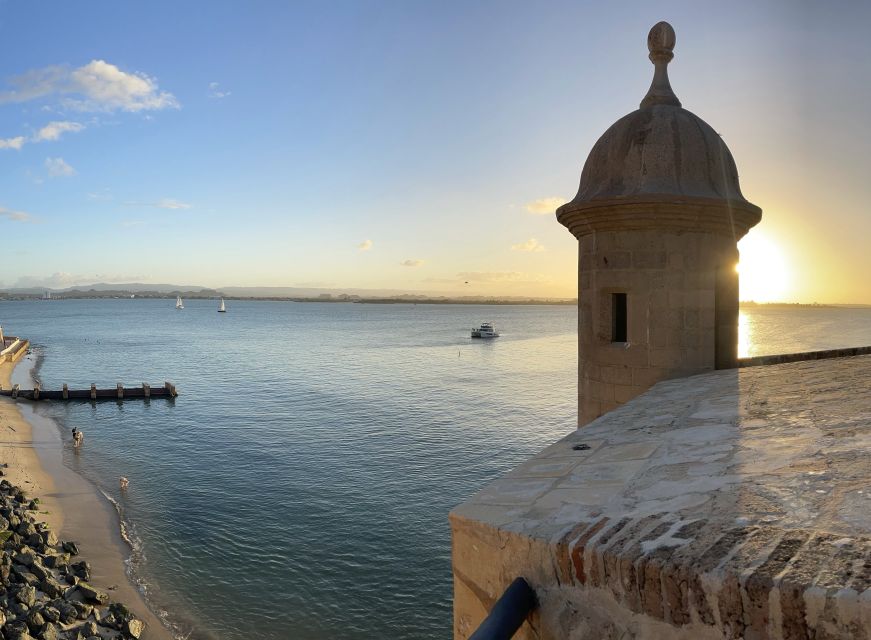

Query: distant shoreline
left=3, top=294, right=871, bottom=308
left=0, top=293, right=577, bottom=305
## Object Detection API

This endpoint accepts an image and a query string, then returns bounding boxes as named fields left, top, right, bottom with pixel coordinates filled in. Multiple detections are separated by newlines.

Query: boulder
left=61, top=542, right=79, bottom=556
left=40, top=606, right=59, bottom=624
left=99, top=611, right=118, bottom=629
left=108, top=603, right=131, bottom=620
left=25, top=534, right=44, bottom=551
left=6, top=626, right=35, bottom=640
left=25, top=610, right=44, bottom=633
left=4, top=621, right=29, bottom=637
left=71, top=601, right=92, bottom=620
left=124, top=618, right=145, bottom=639
left=40, top=578, right=64, bottom=599
left=70, top=562, right=90, bottom=581
left=13, top=548, right=36, bottom=567
left=55, top=601, right=77, bottom=624
left=39, top=622, right=60, bottom=640
left=41, top=553, right=69, bottom=570
left=13, top=585, right=37, bottom=607
left=75, top=583, right=108, bottom=605
left=28, top=562, right=49, bottom=582
left=14, top=570, right=40, bottom=588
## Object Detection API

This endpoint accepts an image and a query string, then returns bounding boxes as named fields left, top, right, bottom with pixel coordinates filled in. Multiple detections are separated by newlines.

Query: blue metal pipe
left=469, top=577, right=537, bottom=640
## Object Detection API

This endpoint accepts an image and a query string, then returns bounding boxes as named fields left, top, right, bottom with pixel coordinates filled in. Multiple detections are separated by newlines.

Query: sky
left=0, top=0, right=869, bottom=301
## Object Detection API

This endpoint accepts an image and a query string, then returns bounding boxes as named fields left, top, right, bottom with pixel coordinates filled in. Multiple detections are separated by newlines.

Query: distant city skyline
left=1, top=1, right=869, bottom=302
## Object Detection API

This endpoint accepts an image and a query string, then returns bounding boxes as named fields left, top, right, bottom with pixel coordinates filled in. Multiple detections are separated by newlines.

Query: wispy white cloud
left=87, top=189, right=112, bottom=201
left=125, top=198, right=193, bottom=210
left=45, top=157, right=76, bottom=177
left=457, top=271, right=548, bottom=284
left=121, top=220, right=145, bottom=228
left=0, top=207, right=34, bottom=223
left=208, top=82, right=231, bottom=99
left=0, top=120, right=84, bottom=152
left=357, top=239, right=373, bottom=251
left=33, top=120, right=84, bottom=142
left=156, top=198, right=192, bottom=210
left=511, top=238, right=545, bottom=252
left=525, top=197, right=566, bottom=215
left=0, top=60, right=179, bottom=113
left=400, top=259, right=424, bottom=267
left=0, top=136, right=25, bottom=150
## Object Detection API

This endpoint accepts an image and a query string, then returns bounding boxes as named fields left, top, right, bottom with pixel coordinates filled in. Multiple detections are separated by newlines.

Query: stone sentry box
left=556, top=21, right=761, bottom=425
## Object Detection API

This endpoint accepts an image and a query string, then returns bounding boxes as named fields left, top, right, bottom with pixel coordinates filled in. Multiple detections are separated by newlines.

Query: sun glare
left=737, top=232, right=791, bottom=302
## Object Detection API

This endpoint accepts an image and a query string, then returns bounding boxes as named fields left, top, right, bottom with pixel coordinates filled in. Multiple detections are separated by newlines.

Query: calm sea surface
left=0, top=300, right=870, bottom=639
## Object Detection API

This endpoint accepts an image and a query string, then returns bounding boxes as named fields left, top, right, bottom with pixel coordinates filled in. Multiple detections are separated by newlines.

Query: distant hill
left=220, top=286, right=425, bottom=298
left=0, top=282, right=576, bottom=304
left=3, top=282, right=209, bottom=295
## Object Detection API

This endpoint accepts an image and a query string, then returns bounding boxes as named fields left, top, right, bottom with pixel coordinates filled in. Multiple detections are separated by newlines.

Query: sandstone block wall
left=578, top=230, right=737, bottom=423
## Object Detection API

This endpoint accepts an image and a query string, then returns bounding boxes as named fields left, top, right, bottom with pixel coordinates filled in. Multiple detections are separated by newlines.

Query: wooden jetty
left=0, top=382, right=178, bottom=402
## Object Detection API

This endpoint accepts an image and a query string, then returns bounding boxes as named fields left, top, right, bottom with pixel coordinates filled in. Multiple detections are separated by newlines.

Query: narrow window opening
left=611, top=293, right=627, bottom=342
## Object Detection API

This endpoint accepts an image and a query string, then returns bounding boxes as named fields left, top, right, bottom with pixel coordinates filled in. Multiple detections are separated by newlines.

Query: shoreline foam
left=1, top=352, right=175, bottom=640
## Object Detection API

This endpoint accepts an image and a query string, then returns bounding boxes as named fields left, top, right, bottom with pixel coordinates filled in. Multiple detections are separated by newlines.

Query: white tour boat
left=471, top=322, right=499, bottom=339
left=176, top=296, right=184, bottom=310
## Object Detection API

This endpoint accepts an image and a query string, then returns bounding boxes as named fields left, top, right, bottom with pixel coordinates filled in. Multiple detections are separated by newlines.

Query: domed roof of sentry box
left=558, top=22, right=760, bottom=220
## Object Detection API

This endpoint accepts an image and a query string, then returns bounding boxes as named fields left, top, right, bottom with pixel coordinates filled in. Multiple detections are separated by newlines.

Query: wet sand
left=1, top=358, right=174, bottom=640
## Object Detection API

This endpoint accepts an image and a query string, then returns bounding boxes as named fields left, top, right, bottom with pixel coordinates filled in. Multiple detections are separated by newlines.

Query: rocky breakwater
left=0, top=475, right=146, bottom=640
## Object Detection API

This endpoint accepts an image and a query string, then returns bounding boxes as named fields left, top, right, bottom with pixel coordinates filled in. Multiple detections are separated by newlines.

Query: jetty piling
left=0, top=382, right=178, bottom=402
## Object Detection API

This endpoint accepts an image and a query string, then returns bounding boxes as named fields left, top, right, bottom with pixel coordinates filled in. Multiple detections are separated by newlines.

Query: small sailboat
left=175, top=296, right=184, bottom=310
left=218, top=298, right=226, bottom=313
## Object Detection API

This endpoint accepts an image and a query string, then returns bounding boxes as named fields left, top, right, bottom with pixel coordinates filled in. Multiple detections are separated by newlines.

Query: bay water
left=0, top=300, right=869, bottom=638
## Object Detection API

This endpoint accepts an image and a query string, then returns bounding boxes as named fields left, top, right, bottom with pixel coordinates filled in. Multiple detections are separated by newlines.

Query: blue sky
left=1, top=1, right=869, bottom=300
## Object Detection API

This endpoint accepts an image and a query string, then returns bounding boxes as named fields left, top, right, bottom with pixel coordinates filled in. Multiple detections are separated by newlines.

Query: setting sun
left=737, top=231, right=792, bottom=302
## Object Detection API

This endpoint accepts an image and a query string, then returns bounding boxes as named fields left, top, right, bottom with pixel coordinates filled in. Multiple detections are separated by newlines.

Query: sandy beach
left=0, top=357, right=174, bottom=640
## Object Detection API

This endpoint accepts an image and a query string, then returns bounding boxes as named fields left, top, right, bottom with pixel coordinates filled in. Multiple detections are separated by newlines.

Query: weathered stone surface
left=452, top=355, right=871, bottom=639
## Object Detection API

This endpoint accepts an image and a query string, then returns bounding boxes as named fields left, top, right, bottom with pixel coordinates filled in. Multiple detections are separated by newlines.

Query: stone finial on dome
left=640, top=21, right=681, bottom=109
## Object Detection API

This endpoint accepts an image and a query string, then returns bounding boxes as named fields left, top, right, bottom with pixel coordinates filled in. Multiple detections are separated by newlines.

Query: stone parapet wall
left=739, top=345, right=871, bottom=368
left=0, top=338, right=28, bottom=364
left=452, top=355, right=871, bottom=639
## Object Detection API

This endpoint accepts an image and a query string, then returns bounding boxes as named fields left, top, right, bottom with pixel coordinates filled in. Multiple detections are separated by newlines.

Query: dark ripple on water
left=0, top=300, right=578, bottom=639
